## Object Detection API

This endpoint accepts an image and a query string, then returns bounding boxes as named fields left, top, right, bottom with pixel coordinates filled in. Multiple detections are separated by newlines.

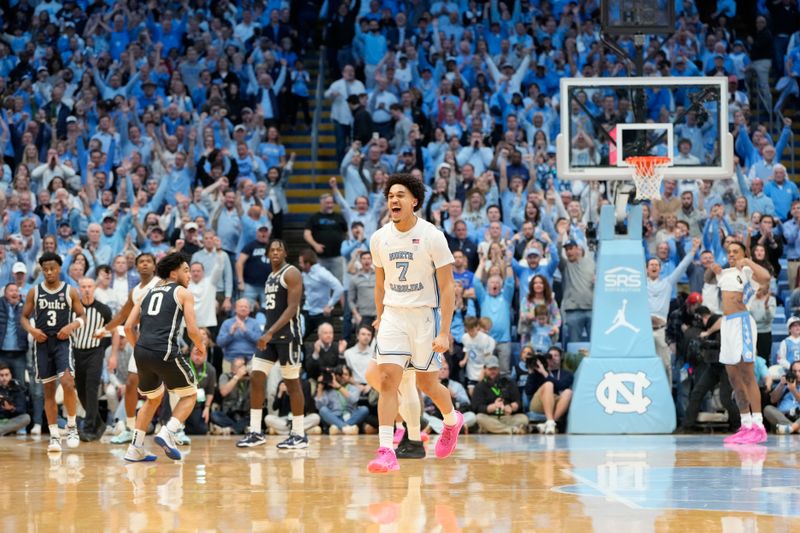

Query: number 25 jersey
left=263, top=264, right=302, bottom=344
left=370, top=217, right=454, bottom=309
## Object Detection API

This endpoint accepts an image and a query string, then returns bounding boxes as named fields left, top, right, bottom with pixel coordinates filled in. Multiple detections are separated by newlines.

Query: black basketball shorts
left=134, top=346, right=196, bottom=397
left=254, top=342, right=302, bottom=368
left=35, top=338, right=73, bottom=383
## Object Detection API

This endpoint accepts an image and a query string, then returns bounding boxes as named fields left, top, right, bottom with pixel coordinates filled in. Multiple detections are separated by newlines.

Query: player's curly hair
left=38, top=251, right=63, bottom=266
left=156, top=252, right=191, bottom=279
left=384, top=173, right=425, bottom=210
left=135, top=252, right=156, bottom=265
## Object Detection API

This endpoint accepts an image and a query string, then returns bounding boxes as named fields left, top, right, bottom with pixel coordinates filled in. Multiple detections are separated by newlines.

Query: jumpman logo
left=604, top=299, right=640, bottom=335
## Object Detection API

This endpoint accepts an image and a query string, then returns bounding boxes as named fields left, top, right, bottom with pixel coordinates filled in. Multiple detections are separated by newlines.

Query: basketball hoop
left=625, top=156, right=671, bottom=201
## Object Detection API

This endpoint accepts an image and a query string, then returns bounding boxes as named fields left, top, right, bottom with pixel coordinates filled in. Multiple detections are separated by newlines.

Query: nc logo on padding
left=595, top=371, right=652, bottom=414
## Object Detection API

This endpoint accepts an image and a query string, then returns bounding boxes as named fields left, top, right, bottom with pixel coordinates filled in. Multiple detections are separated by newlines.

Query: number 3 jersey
left=34, top=282, right=73, bottom=336
left=137, top=282, right=184, bottom=359
left=264, top=263, right=302, bottom=344
left=370, top=217, right=454, bottom=309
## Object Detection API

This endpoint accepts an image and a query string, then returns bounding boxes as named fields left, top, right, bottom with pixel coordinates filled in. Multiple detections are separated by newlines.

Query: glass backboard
left=556, top=76, right=733, bottom=181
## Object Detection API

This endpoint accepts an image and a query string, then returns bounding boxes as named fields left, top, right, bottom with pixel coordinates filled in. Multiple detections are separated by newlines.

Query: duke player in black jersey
left=123, top=252, right=206, bottom=462
left=236, top=239, right=307, bottom=449
left=20, top=252, right=86, bottom=453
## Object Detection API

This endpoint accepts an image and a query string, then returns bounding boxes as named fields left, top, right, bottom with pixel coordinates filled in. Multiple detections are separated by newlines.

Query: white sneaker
left=31, top=424, right=42, bottom=436
left=342, top=425, right=359, bottom=435
left=114, top=420, right=126, bottom=435
left=536, top=423, right=546, bottom=434
left=47, top=436, right=62, bottom=453
left=154, top=426, right=182, bottom=460
left=175, top=430, right=191, bottom=445
left=544, top=420, right=557, bottom=435
left=307, top=426, right=322, bottom=435
left=329, top=425, right=341, bottom=435
left=111, top=428, right=134, bottom=444
left=776, top=424, right=794, bottom=434
left=65, top=426, right=80, bottom=449
left=124, top=445, right=158, bottom=462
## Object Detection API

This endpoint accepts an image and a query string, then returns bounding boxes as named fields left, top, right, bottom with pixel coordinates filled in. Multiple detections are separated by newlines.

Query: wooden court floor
left=1, top=434, right=798, bottom=532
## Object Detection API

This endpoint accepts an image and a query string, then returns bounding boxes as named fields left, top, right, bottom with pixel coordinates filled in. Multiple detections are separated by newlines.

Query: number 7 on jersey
left=396, top=261, right=409, bottom=282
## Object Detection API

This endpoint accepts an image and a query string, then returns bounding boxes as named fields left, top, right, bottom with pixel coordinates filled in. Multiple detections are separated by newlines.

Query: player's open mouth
left=391, top=207, right=401, bottom=214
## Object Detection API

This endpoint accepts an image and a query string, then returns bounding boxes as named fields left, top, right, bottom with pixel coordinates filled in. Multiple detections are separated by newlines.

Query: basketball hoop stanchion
left=625, top=155, right=671, bottom=201
left=567, top=204, right=676, bottom=434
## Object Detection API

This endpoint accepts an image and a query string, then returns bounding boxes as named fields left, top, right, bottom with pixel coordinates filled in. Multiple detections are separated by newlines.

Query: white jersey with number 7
left=370, top=217, right=454, bottom=309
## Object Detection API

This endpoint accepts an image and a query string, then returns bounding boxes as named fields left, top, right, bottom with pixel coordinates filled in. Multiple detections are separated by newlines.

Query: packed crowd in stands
left=3, top=0, right=800, bottom=441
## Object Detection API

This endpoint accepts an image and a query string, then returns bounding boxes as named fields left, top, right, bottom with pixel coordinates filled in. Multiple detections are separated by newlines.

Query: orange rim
left=625, top=156, right=672, bottom=176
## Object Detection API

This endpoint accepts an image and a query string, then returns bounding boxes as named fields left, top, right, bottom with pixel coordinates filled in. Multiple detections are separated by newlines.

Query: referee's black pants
left=74, top=346, right=105, bottom=436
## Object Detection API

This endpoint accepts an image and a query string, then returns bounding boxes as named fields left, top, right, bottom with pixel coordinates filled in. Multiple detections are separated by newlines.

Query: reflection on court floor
left=0, top=435, right=797, bottom=531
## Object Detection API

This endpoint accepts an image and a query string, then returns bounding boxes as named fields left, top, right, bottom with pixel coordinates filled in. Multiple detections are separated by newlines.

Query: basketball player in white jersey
left=367, top=173, right=464, bottom=473
left=94, top=253, right=160, bottom=444
left=712, top=241, right=771, bottom=444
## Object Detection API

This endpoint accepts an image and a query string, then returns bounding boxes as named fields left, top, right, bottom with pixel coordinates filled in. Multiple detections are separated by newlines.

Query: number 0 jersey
left=137, top=282, right=184, bottom=359
left=264, top=263, right=302, bottom=344
left=34, top=282, right=73, bottom=336
left=370, top=217, right=454, bottom=309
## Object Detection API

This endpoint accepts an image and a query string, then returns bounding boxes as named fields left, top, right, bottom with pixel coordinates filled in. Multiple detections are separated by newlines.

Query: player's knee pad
left=140, top=384, right=164, bottom=400
left=280, top=365, right=301, bottom=380
left=170, top=385, right=198, bottom=399
left=251, top=358, right=275, bottom=375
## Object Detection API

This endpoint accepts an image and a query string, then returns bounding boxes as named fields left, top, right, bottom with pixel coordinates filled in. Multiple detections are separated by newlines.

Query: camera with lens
left=787, top=369, right=796, bottom=384
left=526, top=352, right=551, bottom=372
left=319, top=368, right=335, bottom=387
left=690, top=313, right=706, bottom=329
left=700, top=336, right=720, bottom=352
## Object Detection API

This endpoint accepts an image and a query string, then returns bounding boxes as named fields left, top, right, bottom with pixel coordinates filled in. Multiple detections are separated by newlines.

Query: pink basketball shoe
left=723, top=425, right=750, bottom=444
left=392, top=427, right=405, bottom=445
left=751, top=424, right=768, bottom=444
left=367, top=447, right=400, bottom=473
left=435, top=411, right=464, bottom=459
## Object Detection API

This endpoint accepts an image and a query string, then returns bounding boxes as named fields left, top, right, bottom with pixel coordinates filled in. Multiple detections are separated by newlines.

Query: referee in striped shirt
left=71, top=277, right=112, bottom=441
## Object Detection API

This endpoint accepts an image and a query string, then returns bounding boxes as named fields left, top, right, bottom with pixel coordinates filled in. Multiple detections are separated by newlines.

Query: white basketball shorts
left=376, top=306, right=443, bottom=372
left=719, top=311, right=757, bottom=365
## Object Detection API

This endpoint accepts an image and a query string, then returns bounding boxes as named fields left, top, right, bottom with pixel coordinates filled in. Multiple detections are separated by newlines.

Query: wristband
left=74, top=317, right=85, bottom=329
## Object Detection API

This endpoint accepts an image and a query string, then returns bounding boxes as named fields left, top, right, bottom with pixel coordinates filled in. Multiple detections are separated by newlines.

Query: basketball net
left=625, top=156, right=671, bottom=201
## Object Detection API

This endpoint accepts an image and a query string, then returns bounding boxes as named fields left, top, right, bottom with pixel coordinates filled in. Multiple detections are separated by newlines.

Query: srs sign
left=603, top=266, right=641, bottom=292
